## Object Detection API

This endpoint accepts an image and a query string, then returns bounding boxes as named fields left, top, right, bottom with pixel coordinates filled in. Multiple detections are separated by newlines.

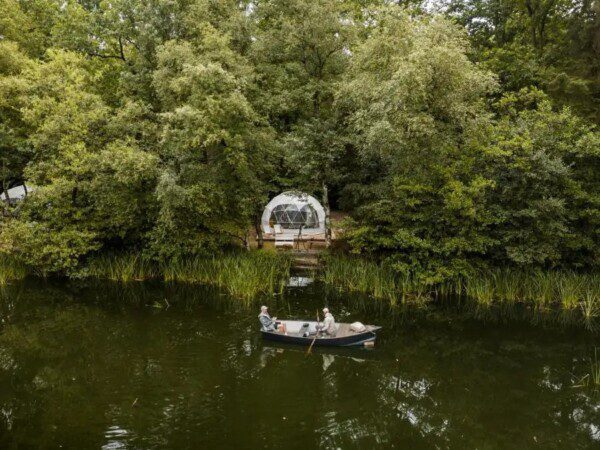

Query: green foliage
left=337, top=9, right=499, bottom=281
left=0, top=219, right=98, bottom=275
left=150, top=35, right=276, bottom=259
left=162, top=251, right=292, bottom=301
left=0, top=40, right=34, bottom=202
left=0, top=1, right=276, bottom=272
left=0, top=253, right=29, bottom=284
left=321, top=254, right=600, bottom=328
left=0, top=0, right=598, bottom=283
left=321, top=255, right=430, bottom=304
left=337, top=10, right=600, bottom=280
left=447, top=0, right=600, bottom=123
left=252, top=0, right=352, bottom=127
left=86, top=252, right=157, bottom=282
left=485, top=93, right=600, bottom=267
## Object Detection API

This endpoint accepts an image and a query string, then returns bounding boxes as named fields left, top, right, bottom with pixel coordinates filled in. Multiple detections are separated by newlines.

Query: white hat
left=322, top=307, right=329, bottom=314
left=261, top=305, right=268, bottom=311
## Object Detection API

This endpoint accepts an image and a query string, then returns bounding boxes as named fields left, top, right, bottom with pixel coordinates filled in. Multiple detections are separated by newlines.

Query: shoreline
left=1, top=251, right=598, bottom=331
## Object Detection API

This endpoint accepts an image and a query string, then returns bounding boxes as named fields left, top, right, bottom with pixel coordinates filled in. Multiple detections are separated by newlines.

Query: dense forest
left=0, top=0, right=599, bottom=282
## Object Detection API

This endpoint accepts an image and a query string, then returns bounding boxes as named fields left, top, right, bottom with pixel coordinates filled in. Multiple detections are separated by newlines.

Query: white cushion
left=350, top=322, right=366, bottom=332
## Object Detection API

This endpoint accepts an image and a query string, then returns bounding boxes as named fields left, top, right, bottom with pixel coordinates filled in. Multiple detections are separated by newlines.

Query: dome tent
left=261, top=191, right=326, bottom=236
left=0, top=184, right=34, bottom=205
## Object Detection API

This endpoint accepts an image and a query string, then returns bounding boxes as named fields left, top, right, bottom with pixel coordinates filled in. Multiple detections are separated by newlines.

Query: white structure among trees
left=0, top=184, right=33, bottom=205
left=261, top=191, right=326, bottom=238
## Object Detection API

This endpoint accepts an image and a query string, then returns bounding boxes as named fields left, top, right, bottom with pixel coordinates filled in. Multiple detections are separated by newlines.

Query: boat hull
left=261, top=331, right=377, bottom=347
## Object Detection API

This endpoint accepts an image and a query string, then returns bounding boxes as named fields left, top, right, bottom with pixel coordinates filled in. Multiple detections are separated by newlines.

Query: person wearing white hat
left=258, top=305, right=277, bottom=331
left=317, top=307, right=336, bottom=336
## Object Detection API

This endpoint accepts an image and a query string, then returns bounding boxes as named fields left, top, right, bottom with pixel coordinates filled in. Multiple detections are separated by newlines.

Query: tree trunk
left=1, top=179, right=10, bottom=216
left=2, top=181, right=11, bottom=205
left=255, top=214, right=264, bottom=249
left=322, top=181, right=332, bottom=248
left=524, top=0, right=539, bottom=49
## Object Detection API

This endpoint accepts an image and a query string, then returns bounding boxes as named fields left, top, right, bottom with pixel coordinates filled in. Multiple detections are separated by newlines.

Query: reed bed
left=87, top=252, right=157, bottom=282
left=84, top=252, right=158, bottom=283
left=461, top=269, right=600, bottom=314
left=320, top=256, right=600, bottom=328
left=0, top=254, right=29, bottom=285
left=591, top=349, right=600, bottom=388
left=320, top=256, right=431, bottom=305
left=162, top=251, right=291, bottom=301
left=86, top=250, right=291, bottom=301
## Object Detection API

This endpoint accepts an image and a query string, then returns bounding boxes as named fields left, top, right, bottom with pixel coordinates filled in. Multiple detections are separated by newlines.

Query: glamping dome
left=0, top=183, right=34, bottom=205
left=261, top=191, right=326, bottom=236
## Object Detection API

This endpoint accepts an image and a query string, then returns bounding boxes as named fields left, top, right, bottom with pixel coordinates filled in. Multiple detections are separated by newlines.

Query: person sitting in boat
left=317, top=308, right=336, bottom=336
left=258, top=305, right=277, bottom=332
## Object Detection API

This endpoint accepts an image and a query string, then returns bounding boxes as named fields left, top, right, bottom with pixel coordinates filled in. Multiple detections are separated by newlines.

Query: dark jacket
left=258, top=312, right=276, bottom=331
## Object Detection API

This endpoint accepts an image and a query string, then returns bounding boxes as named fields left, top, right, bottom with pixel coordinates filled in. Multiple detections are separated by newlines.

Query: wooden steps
left=289, top=249, right=322, bottom=269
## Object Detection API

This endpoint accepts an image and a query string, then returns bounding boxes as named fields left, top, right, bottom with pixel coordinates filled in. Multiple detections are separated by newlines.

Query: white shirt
left=321, top=313, right=336, bottom=335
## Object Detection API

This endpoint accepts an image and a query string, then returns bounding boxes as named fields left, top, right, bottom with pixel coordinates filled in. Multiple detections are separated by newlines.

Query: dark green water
left=0, top=278, right=598, bottom=449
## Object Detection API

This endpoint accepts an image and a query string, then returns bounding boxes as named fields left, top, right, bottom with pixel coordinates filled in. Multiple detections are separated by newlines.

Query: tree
left=337, top=12, right=600, bottom=278
left=150, top=27, right=276, bottom=259
left=0, top=41, right=33, bottom=214
left=251, top=0, right=355, bottom=245
left=0, top=50, right=159, bottom=273
left=487, top=89, right=600, bottom=267
left=0, top=0, right=598, bottom=278
left=336, top=8, right=498, bottom=281
left=445, top=0, right=600, bottom=123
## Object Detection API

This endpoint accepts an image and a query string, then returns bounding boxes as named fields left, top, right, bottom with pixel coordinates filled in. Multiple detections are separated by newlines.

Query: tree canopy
left=0, top=0, right=598, bottom=279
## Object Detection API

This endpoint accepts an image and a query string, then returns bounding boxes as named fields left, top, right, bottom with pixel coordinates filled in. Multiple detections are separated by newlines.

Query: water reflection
left=287, top=276, right=314, bottom=287
left=103, top=425, right=130, bottom=450
left=322, top=354, right=335, bottom=372
left=0, top=279, right=598, bottom=449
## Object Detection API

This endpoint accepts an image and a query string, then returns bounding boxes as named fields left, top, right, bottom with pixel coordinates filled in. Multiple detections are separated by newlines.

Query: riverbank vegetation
left=161, top=252, right=291, bottom=300
left=321, top=255, right=600, bottom=328
left=0, top=254, right=29, bottom=285
left=0, top=1, right=599, bottom=309
left=575, top=349, right=600, bottom=389
left=87, top=251, right=291, bottom=300
left=87, top=253, right=157, bottom=283
left=1, top=249, right=291, bottom=301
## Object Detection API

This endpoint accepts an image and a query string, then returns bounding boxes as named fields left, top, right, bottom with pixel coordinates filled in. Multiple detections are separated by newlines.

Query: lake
left=0, top=277, right=598, bottom=449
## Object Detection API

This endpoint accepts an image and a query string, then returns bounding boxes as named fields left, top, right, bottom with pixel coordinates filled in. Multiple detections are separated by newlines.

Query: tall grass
left=581, top=291, right=600, bottom=332
left=591, top=349, right=600, bottom=388
left=556, top=274, right=584, bottom=309
left=463, top=277, right=495, bottom=306
left=575, top=348, right=600, bottom=389
left=321, top=256, right=430, bottom=304
left=162, top=251, right=291, bottom=301
left=320, top=255, right=600, bottom=328
left=87, top=253, right=157, bottom=282
left=0, top=254, right=29, bottom=285
left=461, top=269, right=600, bottom=315
left=86, top=250, right=291, bottom=302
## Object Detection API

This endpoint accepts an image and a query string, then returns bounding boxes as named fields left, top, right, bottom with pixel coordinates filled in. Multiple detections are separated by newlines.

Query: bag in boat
left=350, top=322, right=367, bottom=333
left=299, top=323, right=311, bottom=337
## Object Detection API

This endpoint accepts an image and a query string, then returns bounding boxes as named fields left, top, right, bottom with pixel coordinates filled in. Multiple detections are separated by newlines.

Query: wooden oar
left=306, top=309, right=320, bottom=356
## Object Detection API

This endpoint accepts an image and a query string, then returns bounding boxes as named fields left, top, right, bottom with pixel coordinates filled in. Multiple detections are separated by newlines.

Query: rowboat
left=261, top=320, right=382, bottom=347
